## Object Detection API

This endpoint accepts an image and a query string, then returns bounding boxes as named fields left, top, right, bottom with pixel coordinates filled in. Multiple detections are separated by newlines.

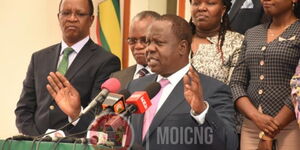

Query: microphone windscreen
left=144, top=82, right=161, bottom=99
left=118, top=89, right=131, bottom=99
left=101, top=78, right=121, bottom=93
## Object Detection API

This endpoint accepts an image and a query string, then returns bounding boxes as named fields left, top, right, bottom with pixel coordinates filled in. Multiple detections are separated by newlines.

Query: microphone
left=121, top=82, right=161, bottom=117
left=100, top=89, right=131, bottom=115
left=80, top=78, right=121, bottom=116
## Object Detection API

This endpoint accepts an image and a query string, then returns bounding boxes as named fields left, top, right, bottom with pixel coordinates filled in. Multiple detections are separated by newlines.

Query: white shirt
left=133, top=64, right=153, bottom=79
left=57, top=36, right=90, bottom=69
left=156, top=64, right=209, bottom=124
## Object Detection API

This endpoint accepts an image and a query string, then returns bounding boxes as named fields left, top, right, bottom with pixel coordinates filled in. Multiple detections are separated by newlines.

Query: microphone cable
left=51, top=130, right=88, bottom=150
left=34, top=101, right=102, bottom=141
left=35, top=136, right=52, bottom=150
left=30, top=137, right=39, bottom=150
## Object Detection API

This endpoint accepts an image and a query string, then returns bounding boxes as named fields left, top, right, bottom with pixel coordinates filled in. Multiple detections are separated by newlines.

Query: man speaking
left=47, top=14, right=237, bottom=150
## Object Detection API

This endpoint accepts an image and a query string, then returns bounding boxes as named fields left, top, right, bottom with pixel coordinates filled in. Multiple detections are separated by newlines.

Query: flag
left=97, top=0, right=122, bottom=64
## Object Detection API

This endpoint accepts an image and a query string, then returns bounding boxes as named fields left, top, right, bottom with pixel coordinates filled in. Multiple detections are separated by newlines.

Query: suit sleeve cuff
left=68, top=106, right=83, bottom=126
left=190, top=101, right=209, bottom=125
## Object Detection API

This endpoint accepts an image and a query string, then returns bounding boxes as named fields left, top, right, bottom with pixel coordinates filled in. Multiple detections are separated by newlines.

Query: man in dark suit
left=14, top=0, right=120, bottom=136
left=110, top=11, right=160, bottom=90
left=229, top=0, right=264, bottom=34
left=47, top=14, right=237, bottom=149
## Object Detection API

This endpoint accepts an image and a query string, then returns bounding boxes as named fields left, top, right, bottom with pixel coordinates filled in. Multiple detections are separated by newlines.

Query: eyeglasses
left=58, top=11, right=91, bottom=18
left=127, top=37, right=147, bottom=45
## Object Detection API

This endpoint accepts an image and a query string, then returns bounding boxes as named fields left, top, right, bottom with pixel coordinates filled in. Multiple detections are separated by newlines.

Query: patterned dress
left=230, top=20, right=300, bottom=117
left=191, top=31, right=244, bottom=85
left=191, top=31, right=244, bottom=133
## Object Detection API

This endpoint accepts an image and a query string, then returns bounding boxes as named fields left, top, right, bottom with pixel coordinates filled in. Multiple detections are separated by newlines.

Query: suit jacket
left=229, top=0, right=264, bottom=34
left=127, top=74, right=238, bottom=150
left=15, top=39, right=121, bottom=136
left=110, top=64, right=137, bottom=90
left=230, top=21, right=300, bottom=116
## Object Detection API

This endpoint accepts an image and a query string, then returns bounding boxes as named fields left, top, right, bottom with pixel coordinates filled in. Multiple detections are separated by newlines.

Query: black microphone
left=100, top=89, right=131, bottom=115
left=80, top=78, right=121, bottom=116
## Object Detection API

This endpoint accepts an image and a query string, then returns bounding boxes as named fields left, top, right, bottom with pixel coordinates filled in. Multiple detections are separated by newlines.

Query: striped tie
left=138, top=68, right=149, bottom=78
left=57, top=47, right=73, bottom=75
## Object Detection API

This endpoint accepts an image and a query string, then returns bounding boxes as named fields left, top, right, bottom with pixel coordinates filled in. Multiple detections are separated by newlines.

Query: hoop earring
left=220, top=17, right=223, bottom=24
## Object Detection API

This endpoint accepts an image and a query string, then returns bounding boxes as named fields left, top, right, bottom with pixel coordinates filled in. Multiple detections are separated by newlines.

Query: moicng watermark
left=156, top=126, right=213, bottom=145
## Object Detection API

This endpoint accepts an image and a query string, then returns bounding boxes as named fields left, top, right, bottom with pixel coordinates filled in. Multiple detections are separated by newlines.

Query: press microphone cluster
left=87, top=82, right=161, bottom=147
left=93, top=81, right=161, bottom=118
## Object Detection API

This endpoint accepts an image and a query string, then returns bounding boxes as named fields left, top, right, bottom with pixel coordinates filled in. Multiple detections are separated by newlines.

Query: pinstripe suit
left=15, top=39, right=121, bottom=136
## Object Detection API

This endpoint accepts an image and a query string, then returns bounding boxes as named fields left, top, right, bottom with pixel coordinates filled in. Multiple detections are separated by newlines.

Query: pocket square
left=241, top=0, right=254, bottom=9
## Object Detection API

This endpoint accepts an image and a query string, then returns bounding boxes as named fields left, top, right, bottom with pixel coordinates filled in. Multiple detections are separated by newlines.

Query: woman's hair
left=294, top=1, right=300, bottom=18
left=189, top=0, right=232, bottom=62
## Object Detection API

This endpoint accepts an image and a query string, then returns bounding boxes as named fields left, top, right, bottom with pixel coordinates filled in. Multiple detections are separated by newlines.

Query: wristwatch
left=259, top=131, right=273, bottom=141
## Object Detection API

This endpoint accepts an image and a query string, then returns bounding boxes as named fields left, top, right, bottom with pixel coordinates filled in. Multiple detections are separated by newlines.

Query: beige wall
left=0, top=0, right=167, bottom=139
left=0, top=0, right=61, bottom=138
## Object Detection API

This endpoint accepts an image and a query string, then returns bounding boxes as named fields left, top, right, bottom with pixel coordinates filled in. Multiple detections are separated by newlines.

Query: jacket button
left=258, top=89, right=263, bottom=95
left=260, top=75, right=265, bottom=80
left=260, top=60, right=265, bottom=66
left=49, top=105, right=55, bottom=110
left=261, top=46, right=266, bottom=51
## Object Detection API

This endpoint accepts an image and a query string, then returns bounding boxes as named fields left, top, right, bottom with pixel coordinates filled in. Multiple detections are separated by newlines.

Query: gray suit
left=110, top=65, right=137, bottom=90
left=15, top=39, right=120, bottom=136
left=127, top=73, right=238, bottom=150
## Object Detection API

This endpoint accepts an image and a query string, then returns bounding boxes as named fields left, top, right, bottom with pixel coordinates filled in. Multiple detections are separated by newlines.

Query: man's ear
left=178, top=40, right=189, bottom=56
left=89, top=15, right=95, bottom=27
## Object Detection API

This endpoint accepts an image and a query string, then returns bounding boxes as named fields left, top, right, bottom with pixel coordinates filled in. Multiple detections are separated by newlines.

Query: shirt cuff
left=68, top=106, right=83, bottom=126
left=190, top=101, right=209, bottom=125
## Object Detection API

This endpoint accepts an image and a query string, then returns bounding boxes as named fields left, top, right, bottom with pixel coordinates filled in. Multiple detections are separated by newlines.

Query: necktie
left=137, top=68, right=149, bottom=78
left=142, top=78, right=170, bottom=140
left=57, top=47, right=73, bottom=75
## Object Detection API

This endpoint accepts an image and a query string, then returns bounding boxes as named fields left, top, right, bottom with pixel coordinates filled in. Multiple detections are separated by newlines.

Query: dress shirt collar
left=136, top=64, right=152, bottom=73
left=133, top=64, right=153, bottom=79
left=156, top=64, right=190, bottom=85
left=60, top=36, right=90, bottom=55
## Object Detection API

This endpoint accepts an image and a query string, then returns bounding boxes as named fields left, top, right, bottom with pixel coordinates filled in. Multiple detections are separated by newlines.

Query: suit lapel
left=65, top=39, right=96, bottom=80
left=47, top=44, right=61, bottom=73
left=122, top=65, right=137, bottom=84
left=127, top=65, right=137, bottom=79
left=229, top=0, right=246, bottom=21
left=143, top=79, right=185, bottom=143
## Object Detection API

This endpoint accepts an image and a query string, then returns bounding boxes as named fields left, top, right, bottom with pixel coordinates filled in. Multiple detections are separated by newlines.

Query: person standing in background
left=189, top=0, right=244, bottom=85
left=229, top=0, right=264, bottom=34
left=110, top=11, right=160, bottom=90
left=15, top=0, right=120, bottom=136
left=230, top=0, right=300, bottom=149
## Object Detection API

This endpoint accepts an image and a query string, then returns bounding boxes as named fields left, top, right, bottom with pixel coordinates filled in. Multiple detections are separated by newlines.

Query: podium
left=0, top=139, right=107, bottom=150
